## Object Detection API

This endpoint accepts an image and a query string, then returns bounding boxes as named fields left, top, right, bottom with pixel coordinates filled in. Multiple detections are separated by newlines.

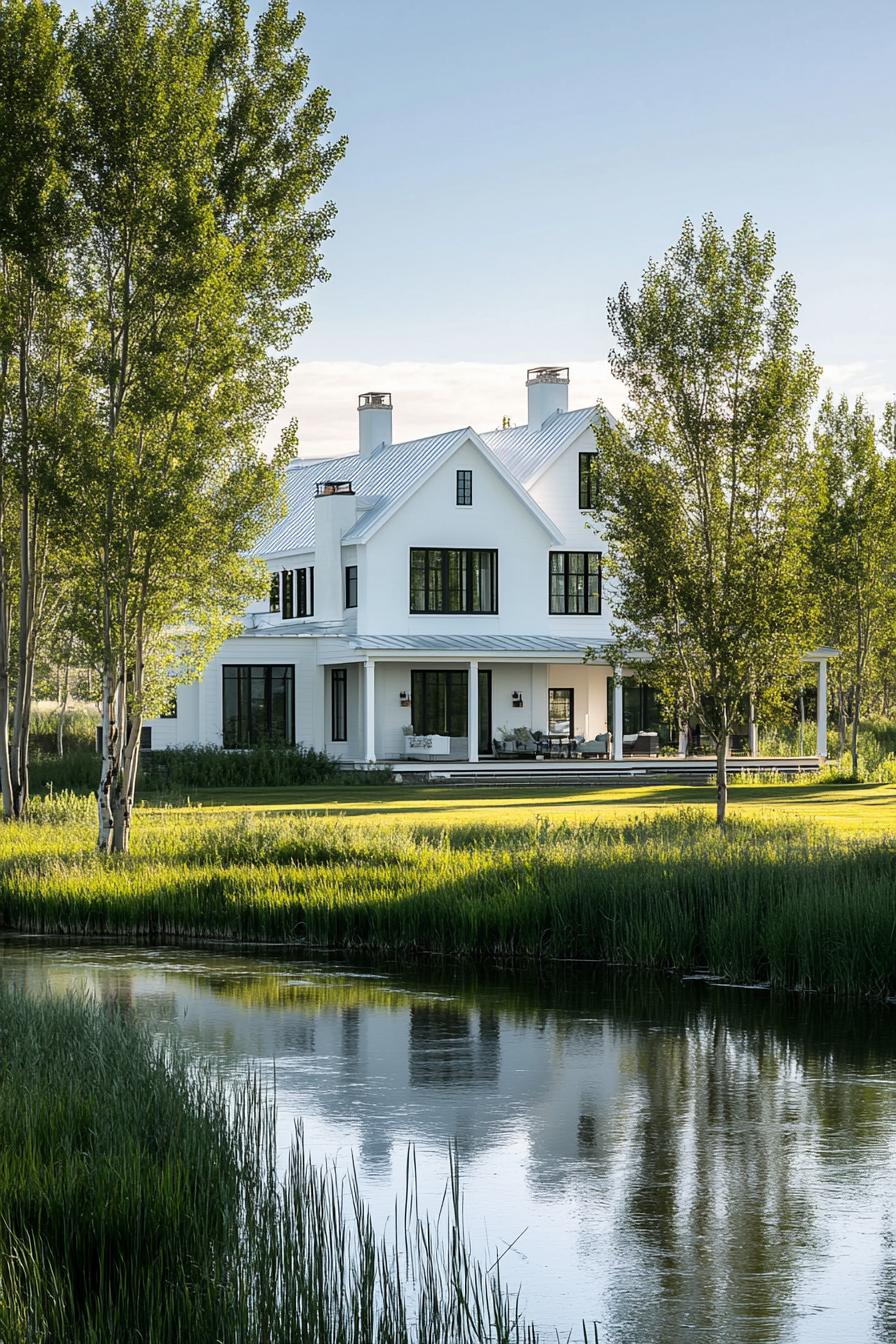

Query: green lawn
left=159, top=779, right=896, bottom=838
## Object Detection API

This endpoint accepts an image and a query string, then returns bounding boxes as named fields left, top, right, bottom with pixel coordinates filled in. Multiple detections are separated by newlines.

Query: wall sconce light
left=399, top=691, right=411, bottom=707
left=511, top=691, right=523, bottom=708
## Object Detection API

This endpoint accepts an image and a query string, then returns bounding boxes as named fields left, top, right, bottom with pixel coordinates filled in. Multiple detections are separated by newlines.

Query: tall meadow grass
left=3, top=802, right=896, bottom=995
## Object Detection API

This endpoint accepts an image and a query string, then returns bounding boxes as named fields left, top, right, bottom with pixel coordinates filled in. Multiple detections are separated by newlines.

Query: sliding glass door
left=410, top=668, right=492, bottom=752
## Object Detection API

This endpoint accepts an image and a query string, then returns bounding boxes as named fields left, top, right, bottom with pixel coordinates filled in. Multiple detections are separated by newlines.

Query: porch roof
left=346, top=634, right=614, bottom=656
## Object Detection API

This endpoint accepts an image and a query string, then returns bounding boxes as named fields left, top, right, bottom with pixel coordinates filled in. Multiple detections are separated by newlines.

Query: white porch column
left=612, top=667, right=623, bottom=761
left=364, top=658, right=376, bottom=762
left=748, top=694, right=759, bottom=756
left=816, top=657, right=828, bottom=759
left=467, top=660, right=479, bottom=763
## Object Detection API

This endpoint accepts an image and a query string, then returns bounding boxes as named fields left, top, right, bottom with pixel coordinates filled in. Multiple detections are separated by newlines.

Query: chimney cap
left=358, top=391, right=392, bottom=410
left=526, top=366, right=569, bottom=386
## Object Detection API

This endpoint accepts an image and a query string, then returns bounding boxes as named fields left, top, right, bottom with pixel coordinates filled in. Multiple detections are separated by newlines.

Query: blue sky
left=276, top=0, right=896, bottom=453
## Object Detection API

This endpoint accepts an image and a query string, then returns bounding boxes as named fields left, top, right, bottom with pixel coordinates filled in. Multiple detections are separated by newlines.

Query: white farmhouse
left=146, top=365, right=830, bottom=766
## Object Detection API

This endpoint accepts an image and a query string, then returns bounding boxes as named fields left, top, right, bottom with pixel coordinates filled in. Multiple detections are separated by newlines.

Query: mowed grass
left=167, top=779, right=896, bottom=838
left=4, top=781, right=896, bottom=995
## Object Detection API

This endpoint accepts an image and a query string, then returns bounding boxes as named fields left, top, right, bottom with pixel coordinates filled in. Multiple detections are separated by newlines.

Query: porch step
left=372, top=758, right=822, bottom=787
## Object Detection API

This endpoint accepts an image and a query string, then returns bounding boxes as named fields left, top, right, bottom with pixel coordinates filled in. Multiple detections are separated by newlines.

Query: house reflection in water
left=4, top=946, right=896, bottom=1343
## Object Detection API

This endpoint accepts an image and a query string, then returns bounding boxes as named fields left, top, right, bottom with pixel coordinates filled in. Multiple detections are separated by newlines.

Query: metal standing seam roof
left=253, top=405, right=611, bottom=561
left=253, top=427, right=474, bottom=558
left=481, top=405, right=610, bottom=486
left=346, top=634, right=613, bottom=654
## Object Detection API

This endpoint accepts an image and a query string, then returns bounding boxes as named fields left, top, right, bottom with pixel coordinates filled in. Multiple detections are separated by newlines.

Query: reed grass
left=3, top=799, right=896, bottom=995
left=0, top=986, right=591, bottom=1343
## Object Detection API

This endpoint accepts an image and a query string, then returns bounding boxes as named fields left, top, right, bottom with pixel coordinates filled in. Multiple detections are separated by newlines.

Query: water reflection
left=3, top=943, right=896, bottom=1342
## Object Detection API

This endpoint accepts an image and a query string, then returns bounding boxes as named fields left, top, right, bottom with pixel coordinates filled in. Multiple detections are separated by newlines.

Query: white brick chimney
left=526, top=366, right=569, bottom=429
left=358, top=391, right=393, bottom=457
left=312, top=480, right=357, bottom=620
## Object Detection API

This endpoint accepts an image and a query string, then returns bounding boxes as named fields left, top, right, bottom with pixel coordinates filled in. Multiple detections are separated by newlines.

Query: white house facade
left=146, top=366, right=833, bottom=765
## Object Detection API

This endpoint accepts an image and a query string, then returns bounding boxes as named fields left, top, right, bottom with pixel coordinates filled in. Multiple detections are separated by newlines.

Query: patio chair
left=578, top=734, right=609, bottom=758
left=623, top=732, right=659, bottom=757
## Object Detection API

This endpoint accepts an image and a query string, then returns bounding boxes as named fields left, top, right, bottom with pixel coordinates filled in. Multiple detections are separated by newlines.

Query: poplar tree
left=593, top=215, right=820, bottom=824
left=810, top=394, right=896, bottom=775
left=0, top=0, right=83, bottom=819
left=58, top=0, right=345, bottom=851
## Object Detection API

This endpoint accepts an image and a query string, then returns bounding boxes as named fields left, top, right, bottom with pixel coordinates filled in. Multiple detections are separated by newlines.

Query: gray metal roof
left=347, top=634, right=612, bottom=654
left=253, top=427, right=473, bottom=558
left=481, top=406, right=608, bottom=486
left=253, top=403, right=609, bottom=562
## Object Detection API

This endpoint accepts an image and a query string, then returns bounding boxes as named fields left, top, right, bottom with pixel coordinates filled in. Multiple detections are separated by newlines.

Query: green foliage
left=810, top=393, right=896, bottom=772
left=0, top=987, right=568, bottom=1342
left=2, top=807, right=896, bottom=996
left=593, top=214, right=821, bottom=819
left=140, top=743, right=343, bottom=790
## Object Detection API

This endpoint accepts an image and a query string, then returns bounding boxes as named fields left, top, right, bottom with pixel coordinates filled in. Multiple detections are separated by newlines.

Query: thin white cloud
left=265, top=358, right=895, bottom=461
left=266, top=360, right=622, bottom=459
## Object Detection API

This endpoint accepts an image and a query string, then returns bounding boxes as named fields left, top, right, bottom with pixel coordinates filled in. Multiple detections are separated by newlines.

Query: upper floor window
left=345, top=565, right=358, bottom=609
left=281, top=569, right=294, bottom=619
left=269, top=573, right=280, bottom=613
left=549, top=551, right=601, bottom=614
left=579, top=452, right=599, bottom=510
left=456, top=469, right=472, bottom=506
left=410, top=548, right=498, bottom=614
left=297, top=566, right=314, bottom=617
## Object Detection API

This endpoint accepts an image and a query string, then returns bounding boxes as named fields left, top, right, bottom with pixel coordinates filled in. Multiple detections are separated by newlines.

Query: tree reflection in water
left=3, top=944, right=896, bottom=1342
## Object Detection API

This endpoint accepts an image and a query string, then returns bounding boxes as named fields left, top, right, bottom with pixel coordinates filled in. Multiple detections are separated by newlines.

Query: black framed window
left=331, top=668, right=347, bottom=741
left=281, top=569, right=294, bottom=619
left=579, top=453, right=599, bottom=510
left=549, top=552, right=601, bottom=614
left=297, top=566, right=314, bottom=617
left=411, top=669, right=467, bottom=736
left=409, top=549, right=497, bottom=613
left=269, top=573, right=280, bottom=613
left=456, top=469, right=472, bottom=506
left=548, top=688, right=574, bottom=735
left=222, top=665, right=294, bottom=748
left=345, top=565, right=358, bottom=609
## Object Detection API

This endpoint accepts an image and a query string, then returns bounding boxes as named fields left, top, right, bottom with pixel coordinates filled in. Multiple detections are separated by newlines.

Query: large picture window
left=549, top=552, right=601, bottom=614
left=409, top=549, right=498, bottom=613
left=331, top=668, right=347, bottom=741
left=411, top=669, right=468, bottom=736
left=222, top=665, right=294, bottom=748
left=579, top=453, right=599, bottom=510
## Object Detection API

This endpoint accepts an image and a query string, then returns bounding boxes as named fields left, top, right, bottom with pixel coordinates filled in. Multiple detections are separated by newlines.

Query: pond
left=3, top=942, right=896, bottom=1342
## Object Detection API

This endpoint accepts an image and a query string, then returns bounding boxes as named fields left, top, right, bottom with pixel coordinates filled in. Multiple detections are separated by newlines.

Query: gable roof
left=254, top=424, right=563, bottom=559
left=482, top=405, right=612, bottom=488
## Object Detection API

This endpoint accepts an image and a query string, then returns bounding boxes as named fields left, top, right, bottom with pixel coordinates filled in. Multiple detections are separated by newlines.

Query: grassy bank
left=0, top=986, right=572, bottom=1343
left=4, top=795, right=896, bottom=995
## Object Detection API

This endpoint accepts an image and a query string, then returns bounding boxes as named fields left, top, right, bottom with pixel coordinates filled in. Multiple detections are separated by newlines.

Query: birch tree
left=810, top=394, right=896, bottom=775
left=61, top=0, right=344, bottom=851
left=593, top=214, right=820, bottom=824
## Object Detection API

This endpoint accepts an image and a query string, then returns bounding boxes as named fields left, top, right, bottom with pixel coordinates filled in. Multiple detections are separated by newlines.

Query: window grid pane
left=579, top=453, right=599, bottom=510
left=222, top=665, right=294, bottom=748
left=331, top=668, right=347, bottom=741
left=456, top=469, right=472, bottom=506
left=409, top=549, right=498, bottom=613
left=345, top=565, right=358, bottom=609
left=549, top=552, right=602, bottom=614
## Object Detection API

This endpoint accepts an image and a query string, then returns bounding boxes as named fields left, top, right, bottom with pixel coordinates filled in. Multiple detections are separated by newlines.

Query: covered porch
left=324, top=635, right=653, bottom=766
left=319, top=637, right=836, bottom=771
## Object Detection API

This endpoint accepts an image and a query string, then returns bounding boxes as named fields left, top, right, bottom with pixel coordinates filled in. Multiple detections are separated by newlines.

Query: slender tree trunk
left=851, top=681, right=862, bottom=777
left=836, top=668, right=847, bottom=757
left=715, top=721, right=729, bottom=826
left=56, top=656, right=70, bottom=757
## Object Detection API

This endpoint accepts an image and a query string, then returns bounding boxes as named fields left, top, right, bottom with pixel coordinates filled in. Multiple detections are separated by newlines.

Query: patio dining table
left=541, top=733, right=576, bottom=758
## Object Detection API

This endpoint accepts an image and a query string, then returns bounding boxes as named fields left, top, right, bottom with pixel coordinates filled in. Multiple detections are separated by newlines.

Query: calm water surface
left=4, top=942, right=896, bottom=1343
